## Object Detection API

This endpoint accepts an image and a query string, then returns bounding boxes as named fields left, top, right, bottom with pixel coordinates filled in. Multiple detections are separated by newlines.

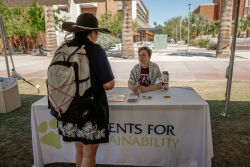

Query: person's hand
left=132, top=85, right=139, bottom=92
left=138, top=85, right=148, bottom=93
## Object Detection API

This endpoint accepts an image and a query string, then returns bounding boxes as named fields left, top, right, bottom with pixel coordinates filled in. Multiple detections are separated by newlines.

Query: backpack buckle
left=58, top=109, right=62, bottom=117
left=82, top=109, right=90, bottom=117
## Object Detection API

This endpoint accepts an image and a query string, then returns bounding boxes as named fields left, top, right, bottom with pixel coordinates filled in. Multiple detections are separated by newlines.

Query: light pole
left=179, top=16, right=182, bottom=41
left=186, top=4, right=191, bottom=56
left=176, top=25, right=177, bottom=39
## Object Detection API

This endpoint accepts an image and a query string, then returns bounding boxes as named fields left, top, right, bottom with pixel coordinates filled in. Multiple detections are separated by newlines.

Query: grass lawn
left=0, top=79, right=250, bottom=167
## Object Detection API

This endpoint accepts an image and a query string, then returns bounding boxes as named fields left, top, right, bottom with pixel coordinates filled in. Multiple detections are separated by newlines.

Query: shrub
left=189, top=40, right=198, bottom=47
left=206, top=42, right=217, bottom=50
left=96, top=33, right=121, bottom=50
left=189, top=38, right=210, bottom=48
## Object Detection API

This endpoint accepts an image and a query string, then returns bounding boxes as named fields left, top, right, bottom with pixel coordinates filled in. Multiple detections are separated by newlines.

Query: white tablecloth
left=31, top=87, right=213, bottom=167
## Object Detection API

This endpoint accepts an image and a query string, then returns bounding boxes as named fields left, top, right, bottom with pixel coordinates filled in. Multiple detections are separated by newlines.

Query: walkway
left=0, top=44, right=250, bottom=81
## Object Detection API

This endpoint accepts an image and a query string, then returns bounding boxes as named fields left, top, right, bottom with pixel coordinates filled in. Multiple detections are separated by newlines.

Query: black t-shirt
left=88, top=44, right=113, bottom=124
left=90, top=45, right=114, bottom=84
left=67, top=40, right=114, bottom=84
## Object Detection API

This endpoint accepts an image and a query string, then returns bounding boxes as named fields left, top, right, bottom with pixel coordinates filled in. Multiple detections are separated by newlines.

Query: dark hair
left=67, top=30, right=98, bottom=62
left=138, top=46, right=152, bottom=56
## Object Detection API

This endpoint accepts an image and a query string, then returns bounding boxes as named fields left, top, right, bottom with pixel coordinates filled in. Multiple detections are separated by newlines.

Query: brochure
left=107, top=94, right=127, bottom=102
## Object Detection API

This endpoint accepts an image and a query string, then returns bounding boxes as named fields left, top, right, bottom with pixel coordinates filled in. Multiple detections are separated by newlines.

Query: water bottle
left=161, top=71, right=169, bottom=90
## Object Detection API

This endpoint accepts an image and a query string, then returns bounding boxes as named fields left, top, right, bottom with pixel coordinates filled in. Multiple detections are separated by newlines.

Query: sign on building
left=154, top=35, right=167, bottom=49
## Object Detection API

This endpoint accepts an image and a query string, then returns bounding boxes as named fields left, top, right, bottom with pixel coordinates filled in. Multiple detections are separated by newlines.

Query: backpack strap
left=67, top=46, right=81, bottom=62
left=76, top=45, right=90, bottom=85
left=49, top=45, right=80, bottom=68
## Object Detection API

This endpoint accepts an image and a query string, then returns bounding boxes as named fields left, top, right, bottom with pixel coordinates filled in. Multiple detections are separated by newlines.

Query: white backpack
left=47, top=43, right=94, bottom=122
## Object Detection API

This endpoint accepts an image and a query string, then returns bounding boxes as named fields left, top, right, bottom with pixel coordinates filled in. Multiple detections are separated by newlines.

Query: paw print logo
left=38, top=118, right=70, bottom=149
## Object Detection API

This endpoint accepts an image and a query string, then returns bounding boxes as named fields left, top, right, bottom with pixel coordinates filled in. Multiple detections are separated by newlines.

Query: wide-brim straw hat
left=62, top=13, right=110, bottom=34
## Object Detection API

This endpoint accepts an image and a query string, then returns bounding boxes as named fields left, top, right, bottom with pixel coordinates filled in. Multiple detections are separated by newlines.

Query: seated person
left=128, top=46, right=162, bottom=93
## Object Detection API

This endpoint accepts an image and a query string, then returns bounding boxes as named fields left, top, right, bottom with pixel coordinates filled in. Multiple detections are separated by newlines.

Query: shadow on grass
left=106, top=51, right=121, bottom=58
left=1, top=94, right=250, bottom=167
left=0, top=94, right=44, bottom=167
left=207, top=100, right=250, bottom=167
left=163, top=51, right=215, bottom=57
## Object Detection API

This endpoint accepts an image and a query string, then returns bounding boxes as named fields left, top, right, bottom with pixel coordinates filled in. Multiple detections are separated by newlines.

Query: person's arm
left=128, top=65, right=139, bottom=91
left=128, top=81, right=139, bottom=92
left=103, top=80, right=115, bottom=90
left=138, top=82, right=161, bottom=93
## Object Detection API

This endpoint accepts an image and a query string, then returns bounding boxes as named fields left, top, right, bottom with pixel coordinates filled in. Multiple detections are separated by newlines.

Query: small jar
left=161, top=71, right=169, bottom=90
left=162, top=71, right=169, bottom=83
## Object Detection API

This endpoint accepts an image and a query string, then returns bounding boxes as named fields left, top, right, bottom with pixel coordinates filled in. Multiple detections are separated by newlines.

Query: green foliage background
left=99, top=11, right=122, bottom=38
left=0, top=1, right=69, bottom=53
left=99, top=11, right=139, bottom=39
left=0, top=2, right=45, bottom=38
left=155, top=13, right=250, bottom=41
left=0, top=1, right=45, bottom=53
left=96, top=33, right=121, bottom=50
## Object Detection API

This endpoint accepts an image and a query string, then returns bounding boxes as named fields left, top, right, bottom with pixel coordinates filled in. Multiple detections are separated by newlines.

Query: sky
left=143, top=0, right=212, bottom=27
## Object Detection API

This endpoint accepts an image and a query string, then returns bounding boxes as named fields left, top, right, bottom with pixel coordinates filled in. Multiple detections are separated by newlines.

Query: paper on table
left=107, top=94, right=127, bottom=102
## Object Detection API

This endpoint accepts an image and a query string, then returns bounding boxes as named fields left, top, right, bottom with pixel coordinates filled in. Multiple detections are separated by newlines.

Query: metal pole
left=0, top=14, right=10, bottom=78
left=186, top=4, right=191, bottom=56
left=105, top=0, right=108, bottom=21
left=180, top=16, right=182, bottom=41
left=176, top=25, right=177, bottom=39
left=222, top=0, right=240, bottom=117
left=105, top=0, right=107, bottom=13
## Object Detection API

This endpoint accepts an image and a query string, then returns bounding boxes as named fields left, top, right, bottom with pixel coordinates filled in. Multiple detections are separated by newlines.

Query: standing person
left=128, top=46, right=162, bottom=93
left=57, top=13, right=114, bottom=167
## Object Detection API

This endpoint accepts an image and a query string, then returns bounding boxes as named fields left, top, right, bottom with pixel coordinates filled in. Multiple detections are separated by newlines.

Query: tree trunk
left=121, top=1, right=134, bottom=58
left=45, top=6, right=58, bottom=57
left=18, top=35, right=28, bottom=54
left=216, top=0, right=233, bottom=58
left=237, top=32, right=241, bottom=38
left=246, top=30, right=250, bottom=38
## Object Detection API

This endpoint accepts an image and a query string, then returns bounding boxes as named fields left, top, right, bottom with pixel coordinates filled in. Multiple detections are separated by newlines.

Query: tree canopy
left=0, top=1, right=69, bottom=53
left=0, top=2, right=45, bottom=53
left=99, top=11, right=122, bottom=38
left=159, top=13, right=250, bottom=40
left=0, top=3, right=45, bottom=38
left=99, top=11, right=139, bottom=38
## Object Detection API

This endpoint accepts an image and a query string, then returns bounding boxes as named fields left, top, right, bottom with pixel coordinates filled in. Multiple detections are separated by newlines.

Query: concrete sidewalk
left=108, top=44, right=250, bottom=61
left=0, top=44, right=250, bottom=81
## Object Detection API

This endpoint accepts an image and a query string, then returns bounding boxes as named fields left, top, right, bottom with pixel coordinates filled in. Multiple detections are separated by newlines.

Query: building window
left=58, top=0, right=70, bottom=13
left=246, top=0, right=250, bottom=6
left=58, top=5, right=69, bottom=13
left=244, top=7, right=249, bottom=15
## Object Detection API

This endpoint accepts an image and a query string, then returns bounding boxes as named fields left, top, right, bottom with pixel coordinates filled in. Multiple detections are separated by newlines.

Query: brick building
left=1, top=0, right=152, bottom=51
left=56, top=0, right=152, bottom=43
left=193, top=0, right=250, bottom=21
